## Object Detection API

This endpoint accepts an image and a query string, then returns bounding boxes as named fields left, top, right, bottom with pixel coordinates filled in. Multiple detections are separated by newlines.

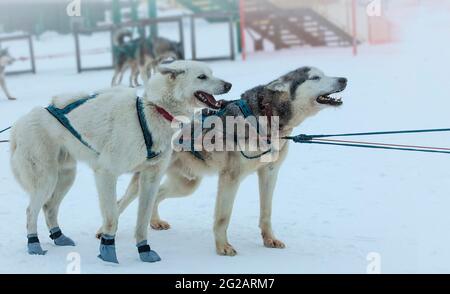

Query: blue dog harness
left=46, top=94, right=99, bottom=154
left=136, top=97, right=159, bottom=160
left=236, top=99, right=253, bottom=120
left=46, top=95, right=170, bottom=160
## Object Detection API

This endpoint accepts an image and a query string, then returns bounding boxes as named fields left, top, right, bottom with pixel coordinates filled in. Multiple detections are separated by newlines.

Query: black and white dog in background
left=112, top=29, right=184, bottom=88
left=0, top=48, right=16, bottom=101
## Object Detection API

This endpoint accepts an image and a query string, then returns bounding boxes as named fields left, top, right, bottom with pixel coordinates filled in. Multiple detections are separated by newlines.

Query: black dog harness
left=46, top=95, right=175, bottom=160
left=187, top=99, right=271, bottom=161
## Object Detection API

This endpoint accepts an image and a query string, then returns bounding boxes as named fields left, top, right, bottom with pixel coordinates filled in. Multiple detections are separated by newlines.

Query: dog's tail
left=113, top=29, right=133, bottom=47
left=140, top=55, right=176, bottom=88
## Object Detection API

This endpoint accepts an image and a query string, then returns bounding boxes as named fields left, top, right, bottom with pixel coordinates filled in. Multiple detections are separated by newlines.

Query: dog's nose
left=338, top=78, right=348, bottom=85
left=224, top=82, right=232, bottom=93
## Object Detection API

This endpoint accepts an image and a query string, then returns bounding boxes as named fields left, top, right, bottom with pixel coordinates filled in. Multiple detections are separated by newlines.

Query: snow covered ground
left=1, top=2, right=450, bottom=274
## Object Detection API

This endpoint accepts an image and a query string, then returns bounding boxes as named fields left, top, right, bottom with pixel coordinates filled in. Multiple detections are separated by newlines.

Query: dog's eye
left=310, top=76, right=321, bottom=81
left=198, top=74, right=208, bottom=80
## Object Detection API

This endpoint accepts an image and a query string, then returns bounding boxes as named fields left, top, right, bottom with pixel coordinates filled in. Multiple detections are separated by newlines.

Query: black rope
left=0, top=126, right=11, bottom=134
left=0, top=126, right=11, bottom=144
left=298, top=140, right=450, bottom=155
left=283, top=128, right=450, bottom=142
left=284, top=128, right=450, bottom=155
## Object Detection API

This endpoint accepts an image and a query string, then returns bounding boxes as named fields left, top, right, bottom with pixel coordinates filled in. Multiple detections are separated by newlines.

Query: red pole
left=352, top=0, right=358, bottom=56
left=239, top=0, right=247, bottom=61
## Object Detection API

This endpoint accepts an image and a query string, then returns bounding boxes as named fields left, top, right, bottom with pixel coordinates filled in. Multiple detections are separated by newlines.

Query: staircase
left=243, top=0, right=354, bottom=49
left=177, top=0, right=355, bottom=49
left=177, top=0, right=238, bottom=20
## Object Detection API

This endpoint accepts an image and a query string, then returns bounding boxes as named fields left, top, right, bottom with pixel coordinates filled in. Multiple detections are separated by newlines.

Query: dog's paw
left=8, top=97, right=17, bottom=101
left=53, top=234, right=76, bottom=246
left=137, top=240, right=161, bottom=263
left=49, top=227, right=76, bottom=246
left=139, top=250, right=161, bottom=263
left=263, top=238, right=286, bottom=249
left=28, top=243, right=47, bottom=255
left=150, top=219, right=171, bottom=230
left=216, top=243, right=237, bottom=256
left=98, top=235, right=119, bottom=264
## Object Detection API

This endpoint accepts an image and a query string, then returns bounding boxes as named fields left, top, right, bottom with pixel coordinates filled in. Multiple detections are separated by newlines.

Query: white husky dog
left=10, top=60, right=232, bottom=263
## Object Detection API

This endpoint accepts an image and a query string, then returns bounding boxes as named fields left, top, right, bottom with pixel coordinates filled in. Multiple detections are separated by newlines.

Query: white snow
left=1, top=2, right=450, bottom=274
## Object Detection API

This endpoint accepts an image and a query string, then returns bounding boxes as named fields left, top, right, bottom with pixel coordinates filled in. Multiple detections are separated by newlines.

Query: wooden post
left=178, top=18, right=185, bottom=59
left=28, top=35, right=36, bottom=74
left=35, top=12, right=45, bottom=40
left=73, top=27, right=82, bottom=73
left=239, top=0, right=247, bottom=61
left=148, top=0, right=158, bottom=37
left=112, top=0, right=122, bottom=25
left=229, top=14, right=236, bottom=61
left=352, top=0, right=358, bottom=56
left=190, top=15, right=196, bottom=60
left=131, top=0, right=145, bottom=38
left=131, top=0, right=139, bottom=22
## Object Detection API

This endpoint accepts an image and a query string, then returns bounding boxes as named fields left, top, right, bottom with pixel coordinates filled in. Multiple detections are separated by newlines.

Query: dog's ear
left=266, top=81, right=289, bottom=93
left=158, top=65, right=185, bottom=80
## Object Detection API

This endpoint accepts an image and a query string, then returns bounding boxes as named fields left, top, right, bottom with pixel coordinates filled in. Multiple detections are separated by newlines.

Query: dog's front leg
left=94, top=169, right=120, bottom=263
left=117, top=64, right=128, bottom=85
left=257, top=163, right=286, bottom=249
left=131, top=65, right=141, bottom=87
left=111, top=70, right=119, bottom=86
left=134, top=168, right=164, bottom=263
left=129, top=66, right=136, bottom=88
left=214, top=171, right=241, bottom=256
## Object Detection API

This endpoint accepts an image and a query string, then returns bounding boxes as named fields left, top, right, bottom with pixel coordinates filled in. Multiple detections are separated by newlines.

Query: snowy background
left=1, top=1, right=450, bottom=274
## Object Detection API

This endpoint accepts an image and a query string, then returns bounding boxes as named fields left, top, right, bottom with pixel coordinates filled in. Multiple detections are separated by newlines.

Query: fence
left=0, top=35, right=36, bottom=76
left=74, top=12, right=235, bottom=73
left=74, top=16, right=184, bottom=73
left=190, top=12, right=236, bottom=62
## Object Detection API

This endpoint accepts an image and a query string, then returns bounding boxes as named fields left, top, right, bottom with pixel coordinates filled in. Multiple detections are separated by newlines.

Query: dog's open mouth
left=316, top=91, right=344, bottom=106
left=195, top=91, right=223, bottom=110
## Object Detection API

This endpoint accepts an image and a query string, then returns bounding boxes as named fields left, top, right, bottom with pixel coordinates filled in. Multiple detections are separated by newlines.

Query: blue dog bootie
left=27, top=234, right=47, bottom=255
left=98, top=234, right=119, bottom=264
left=137, top=240, right=161, bottom=263
left=49, top=227, right=76, bottom=246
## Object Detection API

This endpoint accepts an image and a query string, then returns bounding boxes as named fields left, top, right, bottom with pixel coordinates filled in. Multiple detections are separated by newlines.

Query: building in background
left=263, top=0, right=394, bottom=45
left=0, top=0, right=109, bottom=35
left=0, top=0, right=398, bottom=47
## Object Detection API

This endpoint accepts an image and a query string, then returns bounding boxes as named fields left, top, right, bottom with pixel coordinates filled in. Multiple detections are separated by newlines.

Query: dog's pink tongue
left=204, top=93, right=222, bottom=109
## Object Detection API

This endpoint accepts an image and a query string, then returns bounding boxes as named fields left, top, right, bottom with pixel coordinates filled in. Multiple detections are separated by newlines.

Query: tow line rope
left=283, top=128, right=450, bottom=155
left=0, top=126, right=11, bottom=134
left=0, top=126, right=11, bottom=143
left=3, top=125, right=450, bottom=155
